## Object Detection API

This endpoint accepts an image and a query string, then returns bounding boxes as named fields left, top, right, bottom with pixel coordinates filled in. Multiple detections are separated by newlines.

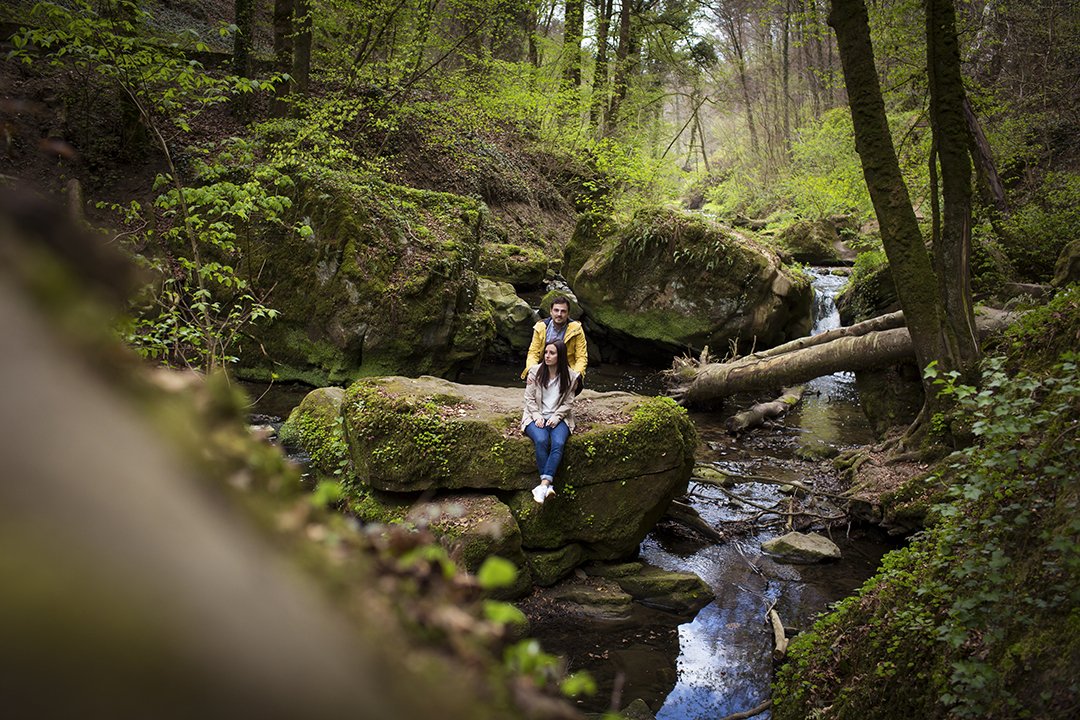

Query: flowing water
left=245, top=268, right=898, bottom=718
left=466, top=268, right=897, bottom=718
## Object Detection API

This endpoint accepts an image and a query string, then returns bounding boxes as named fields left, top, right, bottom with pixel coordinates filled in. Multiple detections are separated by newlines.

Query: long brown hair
left=537, top=340, right=571, bottom=395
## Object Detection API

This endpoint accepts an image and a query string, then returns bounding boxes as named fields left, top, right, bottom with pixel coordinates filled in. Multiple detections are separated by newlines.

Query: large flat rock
left=294, top=376, right=698, bottom=570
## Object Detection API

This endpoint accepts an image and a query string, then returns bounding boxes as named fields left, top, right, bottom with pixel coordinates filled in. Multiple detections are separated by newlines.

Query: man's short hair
left=550, top=296, right=571, bottom=310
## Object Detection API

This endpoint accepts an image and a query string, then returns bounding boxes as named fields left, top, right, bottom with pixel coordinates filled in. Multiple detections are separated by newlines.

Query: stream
left=459, top=268, right=897, bottom=718
left=246, top=268, right=899, bottom=719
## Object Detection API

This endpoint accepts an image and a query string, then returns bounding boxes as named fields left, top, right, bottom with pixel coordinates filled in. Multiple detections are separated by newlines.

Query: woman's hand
left=535, top=418, right=546, bottom=428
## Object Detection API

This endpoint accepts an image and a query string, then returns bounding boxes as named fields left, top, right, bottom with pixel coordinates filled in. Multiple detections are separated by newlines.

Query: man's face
left=549, top=302, right=569, bottom=326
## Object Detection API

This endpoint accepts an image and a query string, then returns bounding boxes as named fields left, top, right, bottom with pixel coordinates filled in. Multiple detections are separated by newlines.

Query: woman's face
left=543, top=344, right=558, bottom=366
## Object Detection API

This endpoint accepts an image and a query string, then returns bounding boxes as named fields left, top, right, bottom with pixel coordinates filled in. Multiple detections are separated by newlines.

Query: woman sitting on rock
left=522, top=339, right=580, bottom=504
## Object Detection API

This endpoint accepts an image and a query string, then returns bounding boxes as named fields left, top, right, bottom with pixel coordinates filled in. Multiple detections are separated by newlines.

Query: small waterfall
left=809, top=267, right=847, bottom=336
left=804, top=267, right=855, bottom=401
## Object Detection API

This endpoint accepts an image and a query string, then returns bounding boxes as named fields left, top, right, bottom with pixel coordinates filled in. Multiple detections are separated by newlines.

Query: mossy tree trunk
left=828, top=0, right=964, bottom=436
left=564, top=0, right=585, bottom=88
left=591, top=0, right=614, bottom=128
left=232, top=0, right=255, bottom=77
left=271, top=0, right=295, bottom=117
left=605, top=0, right=637, bottom=136
left=927, top=0, right=980, bottom=382
left=292, top=0, right=312, bottom=96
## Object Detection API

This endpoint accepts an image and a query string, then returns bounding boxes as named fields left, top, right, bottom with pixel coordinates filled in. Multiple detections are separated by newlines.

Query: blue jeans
left=524, top=420, right=570, bottom=481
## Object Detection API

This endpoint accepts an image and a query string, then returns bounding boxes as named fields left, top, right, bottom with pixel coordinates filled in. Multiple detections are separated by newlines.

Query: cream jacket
left=520, top=365, right=580, bottom=433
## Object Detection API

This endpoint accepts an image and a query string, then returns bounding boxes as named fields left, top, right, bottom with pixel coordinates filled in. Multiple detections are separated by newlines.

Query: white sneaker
left=532, top=482, right=555, bottom=504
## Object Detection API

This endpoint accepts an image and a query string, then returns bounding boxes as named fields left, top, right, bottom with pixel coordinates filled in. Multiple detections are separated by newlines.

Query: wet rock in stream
left=761, top=531, right=842, bottom=563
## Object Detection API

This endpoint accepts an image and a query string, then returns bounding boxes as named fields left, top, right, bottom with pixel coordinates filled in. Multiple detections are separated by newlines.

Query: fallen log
left=667, top=311, right=907, bottom=385
left=724, top=385, right=803, bottom=434
left=669, top=308, right=1015, bottom=406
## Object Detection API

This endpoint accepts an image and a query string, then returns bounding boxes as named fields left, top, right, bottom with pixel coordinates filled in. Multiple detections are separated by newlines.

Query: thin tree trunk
left=782, top=1, right=792, bottom=153
left=694, top=105, right=711, bottom=172
left=233, top=0, right=255, bottom=78
left=271, top=0, right=295, bottom=117
left=292, top=0, right=312, bottom=96
left=927, top=0, right=980, bottom=379
left=725, top=386, right=804, bottom=434
left=727, top=15, right=760, bottom=155
left=605, top=0, right=635, bottom=135
left=564, top=0, right=585, bottom=88
left=591, top=0, right=613, bottom=127
left=809, top=0, right=825, bottom=116
left=963, top=97, right=1009, bottom=216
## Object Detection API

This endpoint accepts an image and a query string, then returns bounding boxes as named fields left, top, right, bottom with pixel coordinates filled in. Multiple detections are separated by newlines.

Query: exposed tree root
left=663, top=498, right=725, bottom=542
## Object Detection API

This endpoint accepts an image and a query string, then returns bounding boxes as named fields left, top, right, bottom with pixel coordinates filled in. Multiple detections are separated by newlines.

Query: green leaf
left=482, top=600, right=527, bottom=627
left=477, top=555, right=518, bottom=590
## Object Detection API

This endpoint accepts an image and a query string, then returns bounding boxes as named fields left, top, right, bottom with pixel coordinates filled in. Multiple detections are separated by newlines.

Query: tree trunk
left=605, top=0, right=635, bottom=135
left=664, top=500, right=725, bottom=542
left=591, top=0, right=613, bottom=127
left=271, top=0, right=295, bottom=117
left=782, top=1, right=792, bottom=154
left=726, top=14, right=760, bottom=155
left=564, top=0, right=585, bottom=88
left=292, top=0, right=312, bottom=96
left=669, top=309, right=1012, bottom=406
left=828, top=0, right=956, bottom=408
left=674, top=326, right=915, bottom=404
left=927, top=0, right=980, bottom=381
left=808, top=0, right=824, bottom=117
left=233, top=0, right=255, bottom=77
left=963, top=97, right=1009, bottom=216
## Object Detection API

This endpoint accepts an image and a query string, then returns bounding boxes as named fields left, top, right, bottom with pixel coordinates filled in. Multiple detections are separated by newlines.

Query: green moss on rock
left=609, top=565, right=713, bottom=616
left=279, top=386, right=348, bottom=475
left=525, top=544, right=585, bottom=587
left=239, top=171, right=495, bottom=382
left=339, top=377, right=697, bottom=573
left=566, top=206, right=812, bottom=360
left=777, top=219, right=842, bottom=264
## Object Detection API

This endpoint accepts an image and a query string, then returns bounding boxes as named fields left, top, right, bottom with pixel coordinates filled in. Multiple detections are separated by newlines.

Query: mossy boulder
left=284, top=377, right=697, bottom=583
left=525, top=544, right=585, bottom=587
left=777, top=219, right=843, bottom=265
left=836, top=252, right=898, bottom=325
left=586, top=563, right=713, bottom=616
left=408, top=494, right=533, bottom=597
left=547, top=578, right=635, bottom=621
left=1053, top=238, right=1080, bottom=287
left=564, top=206, right=812, bottom=362
left=312, top=376, right=697, bottom=577
left=239, top=171, right=496, bottom=384
left=476, top=278, right=538, bottom=357
left=477, top=241, right=553, bottom=287
left=278, top=386, right=347, bottom=474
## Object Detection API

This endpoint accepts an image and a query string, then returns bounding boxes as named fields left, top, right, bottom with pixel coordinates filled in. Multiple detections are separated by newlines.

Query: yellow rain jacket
left=520, top=319, right=588, bottom=379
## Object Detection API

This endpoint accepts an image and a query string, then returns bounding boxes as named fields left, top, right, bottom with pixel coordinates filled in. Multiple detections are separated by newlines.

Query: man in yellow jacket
left=521, top=296, right=588, bottom=391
